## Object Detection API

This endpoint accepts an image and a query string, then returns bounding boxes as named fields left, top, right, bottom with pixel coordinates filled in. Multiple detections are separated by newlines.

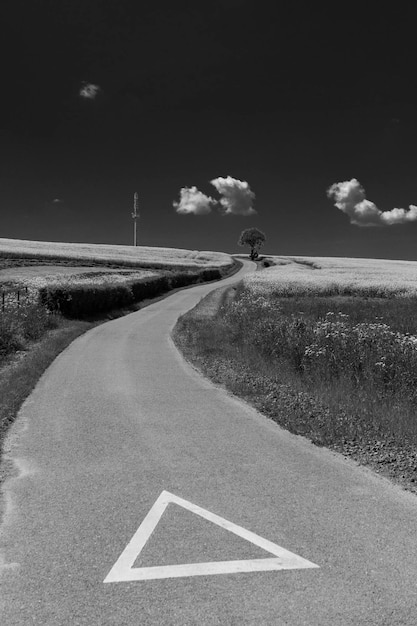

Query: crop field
left=0, top=264, right=157, bottom=282
left=0, top=268, right=160, bottom=293
left=0, top=237, right=232, bottom=270
left=244, top=256, right=417, bottom=298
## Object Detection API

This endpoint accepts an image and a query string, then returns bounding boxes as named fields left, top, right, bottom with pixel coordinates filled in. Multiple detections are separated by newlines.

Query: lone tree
left=238, top=227, right=266, bottom=260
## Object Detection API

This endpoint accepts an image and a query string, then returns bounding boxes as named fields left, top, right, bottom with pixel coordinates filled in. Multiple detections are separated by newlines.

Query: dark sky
left=1, top=0, right=417, bottom=258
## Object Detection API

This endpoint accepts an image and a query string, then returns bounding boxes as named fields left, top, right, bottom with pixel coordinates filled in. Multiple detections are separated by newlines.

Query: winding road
left=1, top=259, right=417, bottom=625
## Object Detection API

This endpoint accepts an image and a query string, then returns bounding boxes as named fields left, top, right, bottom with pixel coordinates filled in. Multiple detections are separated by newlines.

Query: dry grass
left=245, top=255, right=417, bottom=297
left=0, top=264, right=159, bottom=283
left=0, top=268, right=160, bottom=292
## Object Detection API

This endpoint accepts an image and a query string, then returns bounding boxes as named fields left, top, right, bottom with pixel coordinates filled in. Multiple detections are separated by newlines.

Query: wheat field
left=0, top=238, right=232, bottom=269
left=245, top=256, right=417, bottom=297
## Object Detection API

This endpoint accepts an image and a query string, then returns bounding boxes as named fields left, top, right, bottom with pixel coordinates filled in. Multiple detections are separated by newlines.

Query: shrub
left=167, top=271, right=201, bottom=289
left=199, top=268, right=222, bottom=282
left=0, top=317, right=25, bottom=356
left=128, top=275, right=170, bottom=300
left=0, top=296, right=57, bottom=360
left=39, top=283, right=135, bottom=318
left=18, top=302, right=59, bottom=340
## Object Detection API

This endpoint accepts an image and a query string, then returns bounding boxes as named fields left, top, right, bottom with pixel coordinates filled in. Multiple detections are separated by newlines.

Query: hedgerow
left=39, top=283, right=135, bottom=317
left=37, top=268, right=223, bottom=318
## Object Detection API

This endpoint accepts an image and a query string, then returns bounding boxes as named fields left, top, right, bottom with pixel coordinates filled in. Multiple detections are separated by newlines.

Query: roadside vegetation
left=0, top=314, right=94, bottom=461
left=173, top=256, right=417, bottom=494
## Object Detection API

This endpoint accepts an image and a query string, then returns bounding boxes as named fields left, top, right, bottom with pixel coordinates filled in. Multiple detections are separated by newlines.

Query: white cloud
left=380, top=205, right=417, bottom=225
left=327, top=178, right=417, bottom=227
left=210, top=175, right=256, bottom=216
left=79, top=82, right=101, bottom=99
left=173, top=186, right=216, bottom=215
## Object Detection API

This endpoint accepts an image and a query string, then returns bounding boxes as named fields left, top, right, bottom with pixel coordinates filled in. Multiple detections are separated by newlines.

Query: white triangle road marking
left=103, top=490, right=319, bottom=582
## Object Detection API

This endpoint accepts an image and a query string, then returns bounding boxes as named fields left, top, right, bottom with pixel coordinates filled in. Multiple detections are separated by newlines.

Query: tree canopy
left=238, top=227, right=266, bottom=260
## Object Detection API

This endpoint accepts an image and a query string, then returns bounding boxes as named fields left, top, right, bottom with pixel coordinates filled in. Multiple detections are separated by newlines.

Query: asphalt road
left=1, top=259, right=417, bottom=625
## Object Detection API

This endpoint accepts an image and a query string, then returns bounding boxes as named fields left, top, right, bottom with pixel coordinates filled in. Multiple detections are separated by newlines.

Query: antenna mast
left=132, top=192, right=139, bottom=246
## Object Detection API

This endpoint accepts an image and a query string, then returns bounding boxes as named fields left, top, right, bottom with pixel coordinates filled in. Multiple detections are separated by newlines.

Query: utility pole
left=132, top=192, right=139, bottom=246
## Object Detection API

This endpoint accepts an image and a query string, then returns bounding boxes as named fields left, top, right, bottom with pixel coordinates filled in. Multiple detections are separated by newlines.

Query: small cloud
left=42, top=197, right=72, bottom=216
left=380, top=205, right=417, bottom=225
left=79, top=82, right=101, bottom=99
left=327, top=178, right=417, bottom=227
left=210, top=175, right=256, bottom=216
left=173, top=186, right=216, bottom=215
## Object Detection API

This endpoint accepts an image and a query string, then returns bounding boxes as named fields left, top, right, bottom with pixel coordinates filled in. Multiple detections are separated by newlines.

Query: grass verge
left=172, top=283, right=417, bottom=496
left=0, top=317, right=97, bottom=482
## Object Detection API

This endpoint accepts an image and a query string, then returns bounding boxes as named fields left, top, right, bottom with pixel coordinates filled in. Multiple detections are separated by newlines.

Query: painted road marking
left=103, top=491, right=319, bottom=582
